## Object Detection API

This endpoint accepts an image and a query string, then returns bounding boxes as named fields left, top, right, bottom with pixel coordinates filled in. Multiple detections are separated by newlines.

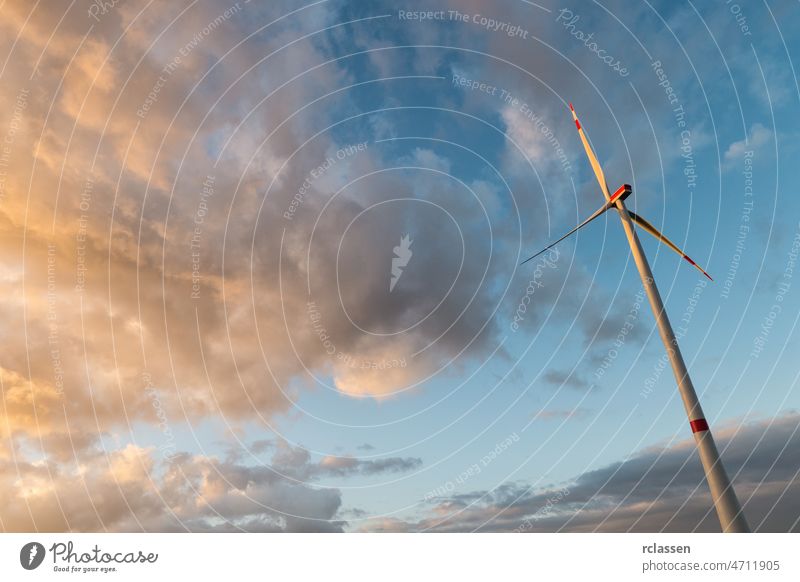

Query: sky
left=0, top=0, right=798, bottom=532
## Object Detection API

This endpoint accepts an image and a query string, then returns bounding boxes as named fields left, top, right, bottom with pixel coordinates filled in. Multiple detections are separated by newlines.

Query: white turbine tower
left=523, top=103, right=749, bottom=533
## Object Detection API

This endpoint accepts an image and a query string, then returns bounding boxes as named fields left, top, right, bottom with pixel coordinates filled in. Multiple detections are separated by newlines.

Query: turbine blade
left=570, top=103, right=612, bottom=201
left=521, top=201, right=613, bottom=265
left=627, top=210, right=713, bottom=281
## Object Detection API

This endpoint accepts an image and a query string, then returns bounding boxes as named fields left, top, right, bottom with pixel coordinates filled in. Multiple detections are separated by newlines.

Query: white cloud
left=724, top=123, right=773, bottom=164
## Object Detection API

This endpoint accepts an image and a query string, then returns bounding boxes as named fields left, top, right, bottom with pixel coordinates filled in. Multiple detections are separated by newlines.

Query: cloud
left=0, top=0, right=666, bottom=444
left=317, top=455, right=422, bottom=477
left=501, top=104, right=573, bottom=176
left=357, top=412, right=800, bottom=532
left=542, top=369, right=590, bottom=390
left=532, top=407, right=591, bottom=421
left=0, top=3, right=556, bottom=535
left=0, top=0, right=537, bottom=445
left=0, top=435, right=420, bottom=532
left=724, top=123, right=774, bottom=164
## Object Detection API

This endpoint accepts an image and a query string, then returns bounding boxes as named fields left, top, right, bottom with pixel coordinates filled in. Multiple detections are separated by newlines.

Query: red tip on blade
left=569, top=102, right=574, bottom=111
left=575, top=118, right=581, bottom=130
left=683, top=255, right=713, bottom=281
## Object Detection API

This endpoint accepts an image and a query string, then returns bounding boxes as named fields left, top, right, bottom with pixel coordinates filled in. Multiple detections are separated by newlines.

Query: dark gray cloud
left=316, top=455, right=423, bottom=477
left=269, top=440, right=422, bottom=480
left=542, top=369, right=590, bottom=390
left=358, top=412, right=800, bottom=532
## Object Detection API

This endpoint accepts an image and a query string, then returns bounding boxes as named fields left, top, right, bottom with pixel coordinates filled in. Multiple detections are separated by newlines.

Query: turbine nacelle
left=610, top=183, right=632, bottom=203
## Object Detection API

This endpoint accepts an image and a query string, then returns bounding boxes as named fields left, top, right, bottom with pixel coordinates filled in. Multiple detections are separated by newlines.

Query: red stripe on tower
left=690, top=418, right=710, bottom=433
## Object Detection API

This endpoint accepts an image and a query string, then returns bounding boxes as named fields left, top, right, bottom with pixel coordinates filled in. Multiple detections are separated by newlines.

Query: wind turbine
left=523, top=103, right=749, bottom=533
